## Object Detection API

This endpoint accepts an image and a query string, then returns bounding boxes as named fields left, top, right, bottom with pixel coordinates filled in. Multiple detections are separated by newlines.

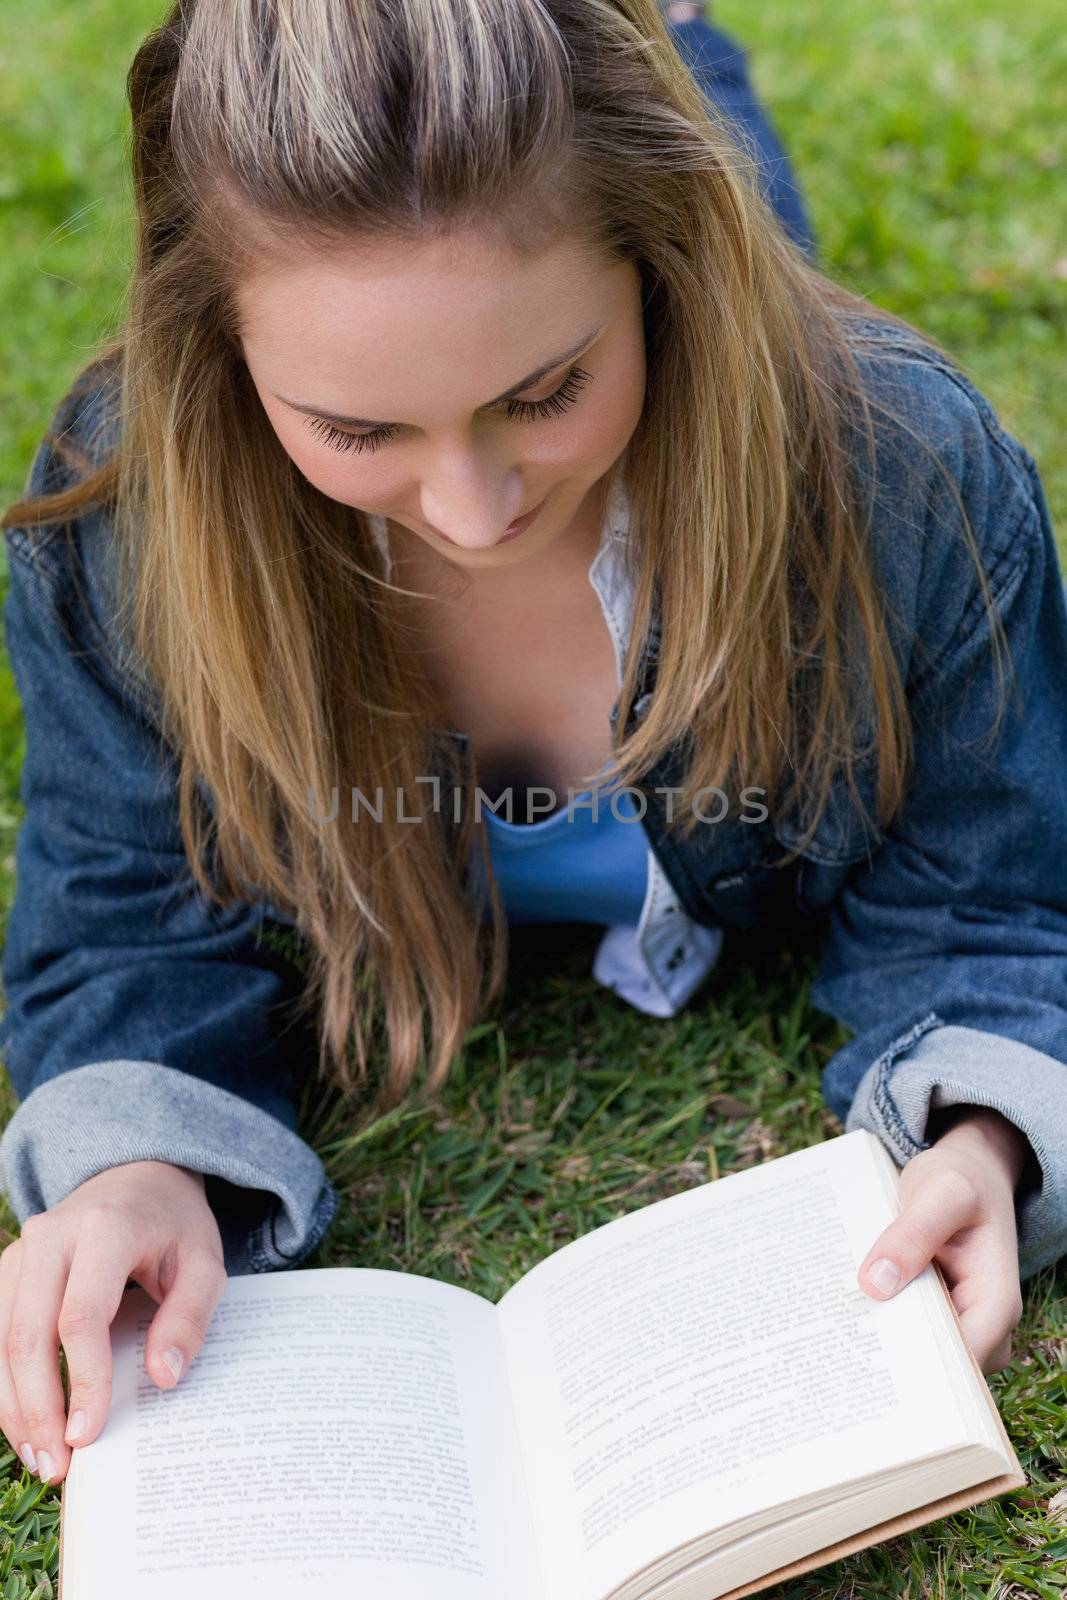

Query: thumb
left=143, top=1248, right=228, bottom=1390
left=857, top=1171, right=975, bottom=1301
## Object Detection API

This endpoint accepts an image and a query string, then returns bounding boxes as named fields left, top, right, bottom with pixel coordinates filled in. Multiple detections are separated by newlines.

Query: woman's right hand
left=0, top=1160, right=227, bottom=1487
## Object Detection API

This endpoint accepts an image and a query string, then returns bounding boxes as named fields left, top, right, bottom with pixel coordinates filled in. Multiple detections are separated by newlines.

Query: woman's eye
left=305, top=417, right=398, bottom=456
left=503, top=363, right=592, bottom=423
left=305, top=364, right=593, bottom=457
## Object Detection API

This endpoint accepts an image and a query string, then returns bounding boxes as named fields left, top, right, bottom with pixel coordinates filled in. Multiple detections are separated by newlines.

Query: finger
left=0, top=1242, right=37, bottom=1475
left=857, top=1166, right=980, bottom=1300
left=953, top=1275, right=1023, bottom=1373
left=938, top=1194, right=1024, bottom=1374
left=142, top=1247, right=228, bottom=1391
left=59, top=1228, right=146, bottom=1453
left=973, top=1330, right=1014, bottom=1375
left=6, top=1215, right=75, bottom=1485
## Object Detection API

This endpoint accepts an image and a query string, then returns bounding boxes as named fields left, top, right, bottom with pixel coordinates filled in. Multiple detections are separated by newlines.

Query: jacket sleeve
left=813, top=356, right=1067, bottom=1283
left=0, top=411, right=338, bottom=1277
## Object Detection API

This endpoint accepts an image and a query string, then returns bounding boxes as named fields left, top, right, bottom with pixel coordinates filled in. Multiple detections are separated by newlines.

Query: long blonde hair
left=4, top=0, right=1008, bottom=1109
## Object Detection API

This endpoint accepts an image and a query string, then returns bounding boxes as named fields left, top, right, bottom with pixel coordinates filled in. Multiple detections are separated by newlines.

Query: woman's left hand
left=856, top=1106, right=1030, bottom=1374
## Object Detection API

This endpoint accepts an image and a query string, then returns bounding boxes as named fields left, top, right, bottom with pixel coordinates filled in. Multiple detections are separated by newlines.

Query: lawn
left=1, top=1, right=1065, bottom=1595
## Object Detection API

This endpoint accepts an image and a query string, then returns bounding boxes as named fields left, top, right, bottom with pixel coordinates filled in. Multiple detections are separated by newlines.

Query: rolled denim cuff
left=0, top=1060, right=339, bottom=1277
left=843, top=1013, right=1067, bottom=1281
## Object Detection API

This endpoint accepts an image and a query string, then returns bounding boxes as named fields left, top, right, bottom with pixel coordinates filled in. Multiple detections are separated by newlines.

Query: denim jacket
left=3, top=319, right=1067, bottom=1285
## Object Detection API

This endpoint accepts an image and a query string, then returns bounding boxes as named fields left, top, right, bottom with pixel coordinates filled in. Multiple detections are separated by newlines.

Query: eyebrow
left=272, top=322, right=605, bottom=430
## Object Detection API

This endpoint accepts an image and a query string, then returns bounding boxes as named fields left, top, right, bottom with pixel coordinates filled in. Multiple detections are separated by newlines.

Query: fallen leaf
left=708, top=1093, right=754, bottom=1119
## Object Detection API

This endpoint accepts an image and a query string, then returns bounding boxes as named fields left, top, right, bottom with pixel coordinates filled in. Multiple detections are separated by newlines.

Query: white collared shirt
left=366, top=483, right=723, bottom=1016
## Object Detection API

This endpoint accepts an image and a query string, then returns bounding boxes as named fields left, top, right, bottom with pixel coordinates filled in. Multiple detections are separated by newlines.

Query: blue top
left=478, top=779, right=649, bottom=926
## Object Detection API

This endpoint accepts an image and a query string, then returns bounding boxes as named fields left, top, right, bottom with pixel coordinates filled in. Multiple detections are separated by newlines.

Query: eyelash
left=305, top=364, right=594, bottom=456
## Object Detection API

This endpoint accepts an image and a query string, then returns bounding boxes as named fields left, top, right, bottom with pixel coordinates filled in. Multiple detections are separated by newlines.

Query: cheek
left=573, top=327, right=647, bottom=469
left=526, top=371, right=646, bottom=479
left=265, top=412, right=385, bottom=506
left=593, top=357, right=646, bottom=457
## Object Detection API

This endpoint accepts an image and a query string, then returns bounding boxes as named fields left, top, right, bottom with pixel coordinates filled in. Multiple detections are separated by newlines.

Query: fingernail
left=161, top=1347, right=184, bottom=1382
left=36, top=1451, right=55, bottom=1484
left=869, top=1257, right=902, bottom=1295
left=18, top=1442, right=36, bottom=1473
left=66, top=1409, right=87, bottom=1442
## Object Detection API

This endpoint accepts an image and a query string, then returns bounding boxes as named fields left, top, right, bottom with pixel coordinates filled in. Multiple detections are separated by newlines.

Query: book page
left=62, top=1267, right=543, bottom=1600
left=498, top=1131, right=985, bottom=1600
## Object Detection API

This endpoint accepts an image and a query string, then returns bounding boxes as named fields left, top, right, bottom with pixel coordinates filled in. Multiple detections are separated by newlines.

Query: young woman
left=1, top=0, right=1065, bottom=1496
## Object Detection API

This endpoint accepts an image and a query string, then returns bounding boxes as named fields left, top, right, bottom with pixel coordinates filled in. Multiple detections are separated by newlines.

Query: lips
left=499, top=497, right=546, bottom=542
left=506, top=503, right=538, bottom=532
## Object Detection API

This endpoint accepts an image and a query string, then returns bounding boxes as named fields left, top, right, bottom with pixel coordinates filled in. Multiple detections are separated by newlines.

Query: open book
left=59, top=1129, right=1024, bottom=1600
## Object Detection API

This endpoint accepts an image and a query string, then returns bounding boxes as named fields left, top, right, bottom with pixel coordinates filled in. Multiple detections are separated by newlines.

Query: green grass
left=1, top=1, right=1065, bottom=1595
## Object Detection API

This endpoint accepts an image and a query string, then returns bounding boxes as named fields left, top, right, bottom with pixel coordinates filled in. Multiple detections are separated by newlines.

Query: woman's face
left=236, top=227, right=647, bottom=571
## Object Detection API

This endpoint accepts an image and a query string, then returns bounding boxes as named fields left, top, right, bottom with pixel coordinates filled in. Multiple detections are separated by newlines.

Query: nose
left=417, top=450, right=527, bottom=548
left=425, top=517, right=501, bottom=548
left=422, top=507, right=524, bottom=548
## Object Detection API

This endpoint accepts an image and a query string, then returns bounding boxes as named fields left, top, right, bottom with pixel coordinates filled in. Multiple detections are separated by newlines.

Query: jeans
left=668, top=16, right=816, bottom=255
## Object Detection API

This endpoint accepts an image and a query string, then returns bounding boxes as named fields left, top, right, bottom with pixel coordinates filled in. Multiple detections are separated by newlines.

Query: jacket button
left=666, top=944, right=686, bottom=971
left=712, top=873, right=746, bottom=892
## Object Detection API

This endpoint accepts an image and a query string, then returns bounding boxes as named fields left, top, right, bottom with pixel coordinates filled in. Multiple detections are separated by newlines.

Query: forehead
left=236, top=228, right=609, bottom=335
left=233, top=228, right=624, bottom=414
